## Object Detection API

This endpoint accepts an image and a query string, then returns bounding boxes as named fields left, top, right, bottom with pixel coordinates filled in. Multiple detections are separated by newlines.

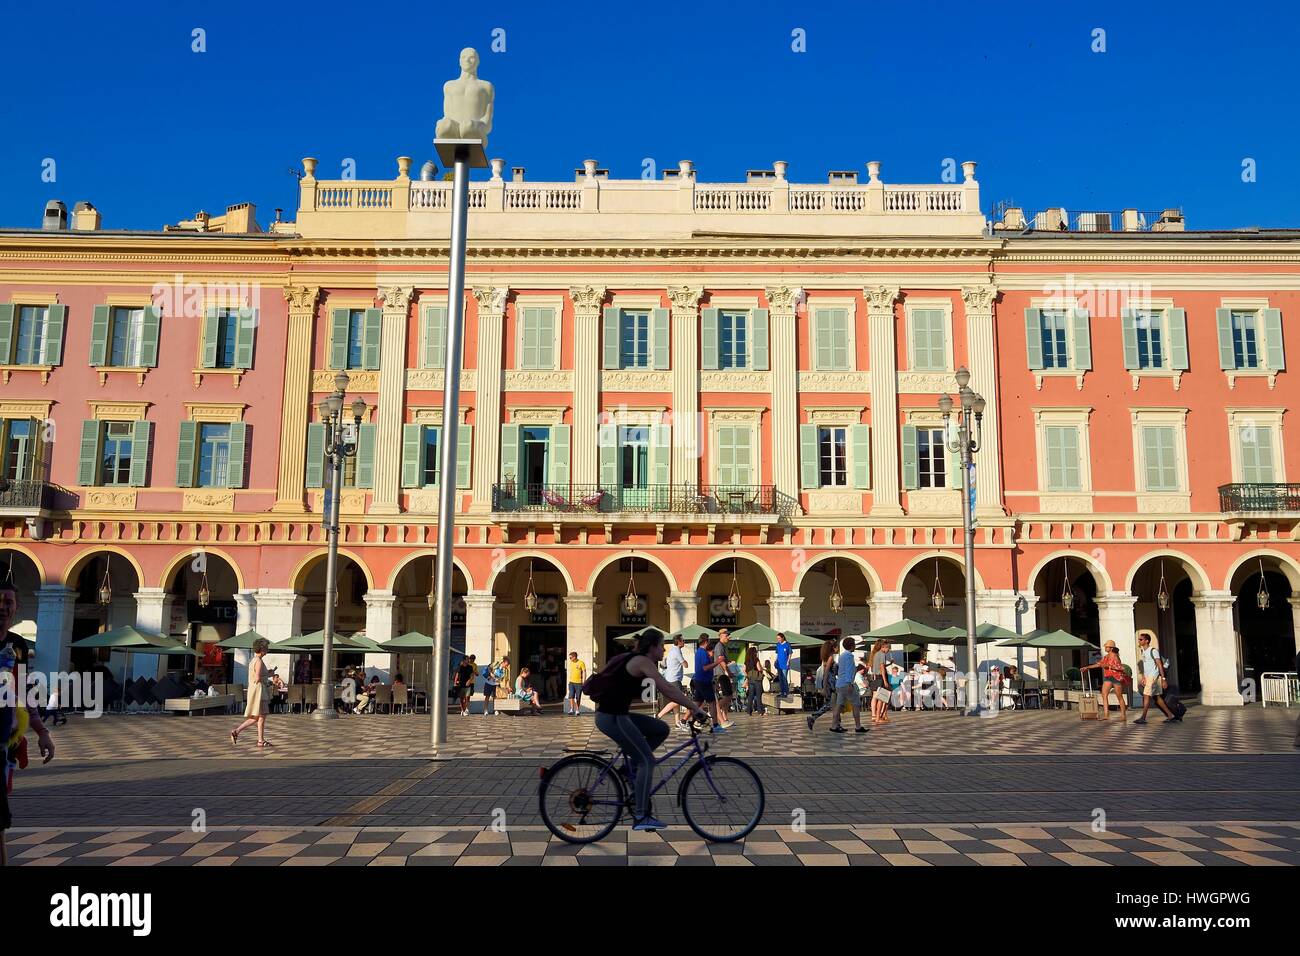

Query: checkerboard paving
left=9, top=822, right=1298, bottom=867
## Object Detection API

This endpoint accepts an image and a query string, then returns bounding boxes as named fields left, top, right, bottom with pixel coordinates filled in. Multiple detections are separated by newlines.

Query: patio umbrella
left=216, top=630, right=267, bottom=650
left=668, top=623, right=719, bottom=643
left=378, top=631, right=436, bottom=652
left=71, top=625, right=199, bottom=709
left=727, top=623, right=824, bottom=648
left=613, top=625, right=670, bottom=648
left=347, top=631, right=386, bottom=652
left=934, top=622, right=1019, bottom=644
left=861, top=619, right=948, bottom=642
left=270, top=630, right=364, bottom=652
left=1021, top=629, right=1096, bottom=649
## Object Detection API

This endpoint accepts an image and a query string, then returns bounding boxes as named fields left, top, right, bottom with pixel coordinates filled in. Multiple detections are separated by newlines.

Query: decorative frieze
left=405, top=368, right=477, bottom=391
left=699, top=370, right=771, bottom=392
left=602, top=369, right=672, bottom=391
left=84, top=489, right=137, bottom=511
left=797, top=371, right=872, bottom=393
left=409, top=406, right=472, bottom=426
left=1038, top=494, right=1095, bottom=514
left=510, top=406, right=568, bottom=425
left=504, top=369, right=574, bottom=392
left=906, top=490, right=961, bottom=516
left=313, top=369, right=379, bottom=391
left=0, top=400, right=54, bottom=420
left=1137, top=494, right=1193, bottom=514
left=405, top=489, right=441, bottom=513
left=806, top=490, right=864, bottom=514
left=183, top=489, right=235, bottom=512
left=184, top=403, right=245, bottom=423
left=897, top=371, right=954, bottom=394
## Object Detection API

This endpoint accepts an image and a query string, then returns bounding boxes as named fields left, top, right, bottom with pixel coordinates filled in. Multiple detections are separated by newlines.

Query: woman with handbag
left=868, top=639, right=891, bottom=724
left=1080, top=639, right=1130, bottom=721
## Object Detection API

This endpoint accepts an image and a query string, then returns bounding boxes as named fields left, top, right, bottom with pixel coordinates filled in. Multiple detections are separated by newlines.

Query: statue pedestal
left=435, top=138, right=488, bottom=169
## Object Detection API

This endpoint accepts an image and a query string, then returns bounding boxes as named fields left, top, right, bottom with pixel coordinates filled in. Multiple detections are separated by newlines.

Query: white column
left=666, top=591, right=699, bottom=633
left=131, top=588, right=175, bottom=680
left=766, top=591, right=804, bottom=633
left=469, top=287, right=508, bottom=513
left=570, top=286, right=605, bottom=486
left=1289, top=597, right=1300, bottom=658
left=962, top=285, right=1005, bottom=517
left=254, top=588, right=303, bottom=683
left=668, top=286, right=703, bottom=485
left=371, top=285, right=414, bottom=515
left=231, top=590, right=257, bottom=683
left=866, top=286, right=903, bottom=516
left=34, top=585, right=77, bottom=674
left=1192, top=590, right=1244, bottom=706
left=564, top=593, right=598, bottom=712
left=868, top=590, right=906, bottom=630
left=1094, top=592, right=1138, bottom=702
left=766, top=286, right=800, bottom=500
left=363, top=589, right=397, bottom=681
left=463, top=590, right=496, bottom=664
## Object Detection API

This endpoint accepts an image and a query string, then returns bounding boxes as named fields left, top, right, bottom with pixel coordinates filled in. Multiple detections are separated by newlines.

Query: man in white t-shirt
left=828, top=637, right=867, bottom=734
left=656, top=635, right=692, bottom=729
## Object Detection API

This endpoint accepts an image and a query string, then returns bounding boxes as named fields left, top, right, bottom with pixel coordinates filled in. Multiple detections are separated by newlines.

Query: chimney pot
left=511, top=166, right=526, bottom=183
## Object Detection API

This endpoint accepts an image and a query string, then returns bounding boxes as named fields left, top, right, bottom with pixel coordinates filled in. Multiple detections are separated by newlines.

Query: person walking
left=744, top=645, right=766, bottom=716
left=656, top=634, right=691, bottom=729
left=806, top=638, right=840, bottom=730
left=565, top=651, right=588, bottom=715
left=868, top=639, right=891, bottom=724
left=1134, top=629, right=1178, bottom=724
left=713, top=629, right=735, bottom=728
left=231, top=637, right=273, bottom=748
left=482, top=658, right=500, bottom=716
left=829, top=637, right=867, bottom=734
left=689, top=636, right=725, bottom=733
left=454, top=655, right=477, bottom=716
left=1080, top=639, right=1130, bottom=721
left=774, top=632, right=791, bottom=697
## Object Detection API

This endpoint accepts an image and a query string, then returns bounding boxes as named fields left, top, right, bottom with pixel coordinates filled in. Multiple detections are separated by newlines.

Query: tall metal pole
left=959, top=409, right=981, bottom=716
left=316, top=414, right=343, bottom=718
left=431, top=150, right=470, bottom=750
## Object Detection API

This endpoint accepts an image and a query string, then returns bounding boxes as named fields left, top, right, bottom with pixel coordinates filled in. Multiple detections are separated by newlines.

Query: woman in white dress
left=231, top=637, right=273, bottom=748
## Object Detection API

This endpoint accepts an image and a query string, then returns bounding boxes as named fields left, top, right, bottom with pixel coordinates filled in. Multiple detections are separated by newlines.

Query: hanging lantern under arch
left=1060, top=557, right=1074, bottom=612
left=828, top=561, right=844, bottom=614
left=1256, top=558, right=1271, bottom=611
left=98, top=563, right=113, bottom=606
left=1156, top=561, right=1171, bottom=612
left=624, top=557, right=640, bottom=615
left=930, top=560, right=945, bottom=612
left=197, top=571, right=211, bottom=609
left=727, top=560, right=742, bottom=614
left=523, top=561, right=539, bottom=613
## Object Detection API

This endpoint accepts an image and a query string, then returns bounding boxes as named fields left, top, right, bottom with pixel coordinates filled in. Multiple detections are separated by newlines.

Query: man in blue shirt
left=775, top=632, right=791, bottom=697
left=689, top=637, right=724, bottom=733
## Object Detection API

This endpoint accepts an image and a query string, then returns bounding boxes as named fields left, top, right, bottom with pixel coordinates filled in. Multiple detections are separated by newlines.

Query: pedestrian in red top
left=1081, top=639, right=1130, bottom=722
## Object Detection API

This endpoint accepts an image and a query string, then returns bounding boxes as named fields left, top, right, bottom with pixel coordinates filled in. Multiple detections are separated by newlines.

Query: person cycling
left=590, top=630, right=708, bottom=832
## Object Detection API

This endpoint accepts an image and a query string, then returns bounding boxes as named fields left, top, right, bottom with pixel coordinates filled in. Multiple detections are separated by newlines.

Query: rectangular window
left=1142, top=425, right=1179, bottom=491
left=910, top=309, right=947, bottom=371
left=519, top=307, right=555, bottom=370
left=2, top=420, right=34, bottom=482
left=620, top=426, right=650, bottom=489
left=1135, top=310, right=1164, bottom=369
left=917, top=427, right=947, bottom=489
left=214, top=309, right=239, bottom=368
left=718, top=312, right=748, bottom=369
left=1040, top=309, right=1070, bottom=369
left=109, top=307, right=145, bottom=367
left=421, top=427, right=441, bottom=486
left=1239, top=425, right=1276, bottom=484
left=346, top=309, right=366, bottom=369
left=1044, top=425, right=1081, bottom=491
left=813, top=308, right=850, bottom=370
left=1232, top=311, right=1260, bottom=369
left=101, top=422, right=134, bottom=486
left=197, top=424, right=231, bottom=488
left=620, top=311, right=650, bottom=368
left=818, top=427, right=847, bottom=487
left=14, top=306, right=48, bottom=365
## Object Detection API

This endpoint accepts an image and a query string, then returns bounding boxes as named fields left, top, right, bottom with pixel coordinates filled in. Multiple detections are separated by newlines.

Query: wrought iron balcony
left=491, top=483, right=797, bottom=522
left=0, top=478, right=75, bottom=513
left=1218, top=483, right=1300, bottom=514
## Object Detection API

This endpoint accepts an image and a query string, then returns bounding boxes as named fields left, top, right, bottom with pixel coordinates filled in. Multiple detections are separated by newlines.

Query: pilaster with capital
left=1191, top=591, right=1244, bottom=706
left=564, top=592, right=599, bottom=668
left=766, top=287, right=801, bottom=501
left=273, top=285, right=321, bottom=512
left=868, top=590, right=907, bottom=629
left=371, top=286, right=415, bottom=515
left=666, top=590, right=699, bottom=633
left=865, top=286, right=903, bottom=516
left=668, top=286, right=703, bottom=485
left=34, top=585, right=77, bottom=674
left=962, top=285, right=1005, bottom=517
left=470, top=286, right=509, bottom=513
left=570, top=286, right=606, bottom=486
left=463, top=590, right=497, bottom=664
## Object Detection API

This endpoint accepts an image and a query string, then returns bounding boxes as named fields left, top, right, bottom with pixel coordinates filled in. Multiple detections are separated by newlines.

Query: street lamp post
left=315, top=372, right=367, bottom=719
left=939, top=366, right=986, bottom=716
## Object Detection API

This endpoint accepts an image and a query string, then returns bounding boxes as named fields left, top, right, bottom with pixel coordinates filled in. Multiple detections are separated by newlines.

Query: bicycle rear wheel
left=538, top=754, right=627, bottom=844
left=679, top=755, right=764, bottom=842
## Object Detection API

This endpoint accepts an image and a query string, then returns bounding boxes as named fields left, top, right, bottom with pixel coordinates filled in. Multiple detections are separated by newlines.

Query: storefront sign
left=530, top=594, right=560, bottom=624
left=708, top=595, right=736, bottom=627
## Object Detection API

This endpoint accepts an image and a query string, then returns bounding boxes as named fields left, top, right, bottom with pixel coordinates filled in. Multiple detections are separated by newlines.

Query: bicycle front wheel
left=679, top=755, right=765, bottom=842
left=538, top=755, right=627, bottom=844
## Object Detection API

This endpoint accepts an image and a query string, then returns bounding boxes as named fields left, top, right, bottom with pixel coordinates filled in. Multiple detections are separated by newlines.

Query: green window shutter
left=701, top=308, right=719, bottom=370
left=598, top=426, right=619, bottom=488
left=1142, top=426, right=1175, bottom=491
left=128, top=420, right=151, bottom=487
left=234, top=308, right=256, bottom=368
left=1045, top=426, right=1063, bottom=489
left=1262, top=308, right=1285, bottom=370
left=330, top=309, right=350, bottom=369
left=355, top=423, right=376, bottom=488
left=175, top=421, right=198, bottom=488
left=0, top=304, right=12, bottom=362
left=912, top=310, right=944, bottom=370
left=201, top=307, right=220, bottom=367
left=1165, top=308, right=1188, bottom=370
left=830, top=309, right=849, bottom=370
left=814, top=310, right=832, bottom=370
left=1070, top=308, right=1092, bottom=370
left=716, top=427, right=736, bottom=485
left=602, top=307, right=620, bottom=369
left=1253, top=427, right=1275, bottom=483
left=750, top=308, right=769, bottom=371
left=851, top=424, right=872, bottom=489
left=548, top=424, right=570, bottom=488
left=734, top=428, right=752, bottom=485
left=225, top=422, right=248, bottom=488
left=422, top=306, right=446, bottom=369
left=44, top=304, right=66, bottom=365
left=90, top=305, right=111, bottom=366
left=304, top=423, right=326, bottom=488
left=651, top=424, right=671, bottom=486
left=77, top=420, right=102, bottom=485
left=539, top=308, right=555, bottom=369
left=1120, top=309, right=1139, bottom=370
left=456, top=424, right=473, bottom=488
left=1024, top=308, right=1043, bottom=370
left=500, top=424, right=520, bottom=483
left=362, top=308, right=382, bottom=370
left=799, top=424, right=820, bottom=489
left=520, top=307, right=539, bottom=369
left=1061, top=426, right=1081, bottom=490
left=901, top=425, right=919, bottom=490
left=401, top=424, right=422, bottom=487
left=652, top=307, right=670, bottom=370
left=1045, top=426, right=1080, bottom=491
left=1215, top=308, right=1235, bottom=370
left=140, top=305, right=161, bottom=367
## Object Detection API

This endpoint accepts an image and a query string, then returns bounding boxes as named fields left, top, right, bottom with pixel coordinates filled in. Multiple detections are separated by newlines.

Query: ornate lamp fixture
left=624, top=556, right=640, bottom=615
left=930, top=560, right=945, bottom=612
left=1256, top=558, right=1271, bottom=611
left=197, top=571, right=211, bottom=609
left=1060, top=557, right=1074, bottom=612
left=1156, top=561, right=1171, bottom=612
left=98, top=563, right=113, bottom=606
left=523, top=560, right=539, bottom=613
left=727, top=559, right=742, bottom=614
left=828, top=561, right=844, bottom=613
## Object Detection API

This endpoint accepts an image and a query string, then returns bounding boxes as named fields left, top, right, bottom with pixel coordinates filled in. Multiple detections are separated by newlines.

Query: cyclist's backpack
left=581, top=652, right=635, bottom=705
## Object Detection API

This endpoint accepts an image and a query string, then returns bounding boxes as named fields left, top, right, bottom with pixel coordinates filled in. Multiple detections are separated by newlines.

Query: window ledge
left=1130, top=369, right=1184, bottom=391
left=1226, top=369, right=1279, bottom=390
left=1033, top=368, right=1085, bottom=391
left=94, top=366, right=150, bottom=387
left=0, top=364, right=54, bottom=385
left=193, top=367, right=248, bottom=388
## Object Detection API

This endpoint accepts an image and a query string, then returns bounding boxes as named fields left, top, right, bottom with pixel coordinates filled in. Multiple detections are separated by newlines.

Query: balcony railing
left=1219, top=483, right=1300, bottom=514
left=491, top=483, right=796, bottom=521
left=0, top=479, right=76, bottom=512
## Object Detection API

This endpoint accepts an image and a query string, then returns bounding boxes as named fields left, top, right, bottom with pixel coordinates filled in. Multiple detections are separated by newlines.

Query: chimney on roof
left=1153, top=208, right=1185, bottom=232
left=72, top=201, right=101, bottom=231
left=828, top=170, right=858, bottom=185
left=223, top=203, right=260, bottom=233
left=42, top=200, right=68, bottom=231
left=512, top=166, right=526, bottom=182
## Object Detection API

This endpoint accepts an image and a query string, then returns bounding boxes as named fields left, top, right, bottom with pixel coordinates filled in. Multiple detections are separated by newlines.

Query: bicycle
left=537, top=715, right=765, bottom=844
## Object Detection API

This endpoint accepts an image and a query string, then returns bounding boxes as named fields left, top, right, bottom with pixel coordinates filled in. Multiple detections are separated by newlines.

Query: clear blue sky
left=3, top=0, right=1298, bottom=231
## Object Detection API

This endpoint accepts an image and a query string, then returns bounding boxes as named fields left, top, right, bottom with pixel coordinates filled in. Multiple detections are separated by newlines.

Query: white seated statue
left=436, top=47, right=493, bottom=144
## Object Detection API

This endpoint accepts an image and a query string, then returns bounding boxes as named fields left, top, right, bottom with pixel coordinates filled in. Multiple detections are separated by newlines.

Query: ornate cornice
left=699, top=370, right=771, bottom=392
left=960, top=284, right=999, bottom=313
left=797, top=371, right=872, bottom=393
left=864, top=285, right=901, bottom=313
left=666, top=285, right=704, bottom=311
left=472, top=286, right=509, bottom=314
left=601, top=369, right=672, bottom=391
left=284, top=284, right=320, bottom=313
left=567, top=285, right=606, bottom=313
left=504, top=369, right=575, bottom=392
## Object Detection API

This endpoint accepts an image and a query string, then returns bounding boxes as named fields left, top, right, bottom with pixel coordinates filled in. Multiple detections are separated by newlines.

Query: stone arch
left=895, top=550, right=986, bottom=593
left=586, top=551, right=679, bottom=593
left=288, top=548, right=376, bottom=593
left=157, top=547, right=247, bottom=592
left=386, top=550, right=475, bottom=593
left=793, top=552, right=883, bottom=595
left=1223, top=548, right=1300, bottom=592
left=1124, top=549, right=1211, bottom=595
left=1027, top=549, right=1114, bottom=594
left=62, top=546, right=146, bottom=590
left=0, top=544, right=47, bottom=585
left=689, top=551, right=780, bottom=594
left=484, top=551, right=576, bottom=594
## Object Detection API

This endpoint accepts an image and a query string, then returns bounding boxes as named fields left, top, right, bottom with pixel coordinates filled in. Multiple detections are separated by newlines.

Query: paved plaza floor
left=8, top=705, right=1299, bottom=867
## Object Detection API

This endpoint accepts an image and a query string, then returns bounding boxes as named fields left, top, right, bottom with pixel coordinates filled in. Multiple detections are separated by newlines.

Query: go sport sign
left=529, top=594, right=561, bottom=624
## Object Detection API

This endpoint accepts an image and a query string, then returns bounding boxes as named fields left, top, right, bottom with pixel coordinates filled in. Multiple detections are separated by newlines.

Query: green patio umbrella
left=1021, top=629, right=1096, bottom=649
left=613, top=625, right=670, bottom=648
left=216, top=630, right=267, bottom=650
left=668, top=623, right=719, bottom=643
left=934, top=622, right=1019, bottom=644
left=72, top=626, right=199, bottom=709
left=861, top=619, right=948, bottom=642
left=378, top=631, right=436, bottom=652
left=271, top=630, right=364, bottom=652
left=727, top=623, right=824, bottom=648
left=347, top=631, right=386, bottom=652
